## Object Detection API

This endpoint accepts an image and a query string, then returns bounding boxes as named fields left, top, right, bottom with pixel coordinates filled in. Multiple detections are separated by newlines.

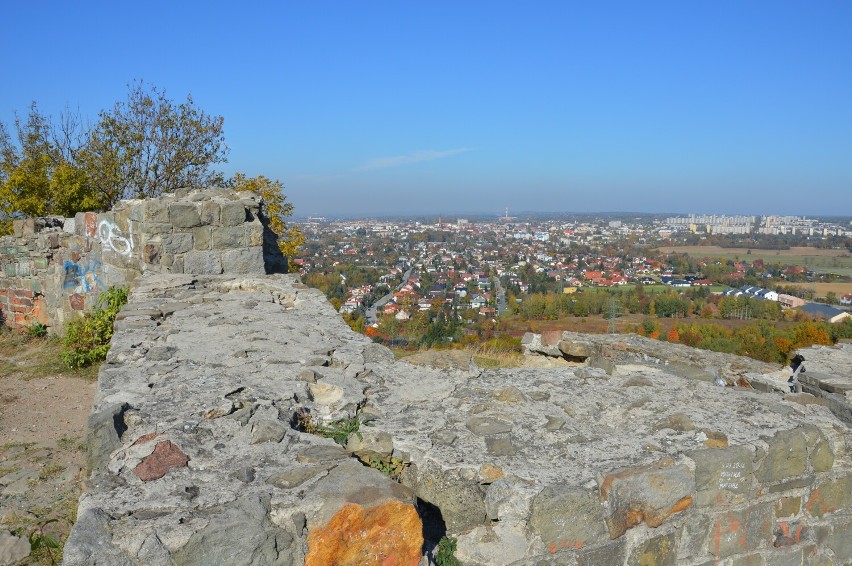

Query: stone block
left=775, top=496, right=801, bottom=518
left=558, top=339, right=593, bottom=359
left=143, top=243, right=160, bottom=265
left=709, top=502, right=773, bottom=559
left=245, top=222, right=265, bottom=247
left=221, top=248, right=264, bottom=274
left=766, top=474, right=814, bottom=494
left=306, top=501, right=421, bottom=566
left=627, top=530, right=679, bottom=566
left=730, top=553, right=767, bottom=566
left=169, top=203, right=202, bottom=228
left=529, top=485, right=607, bottom=550
left=143, top=200, right=170, bottom=223
left=756, top=428, right=807, bottom=485
left=211, top=226, right=245, bottom=249
left=805, top=473, right=852, bottom=519
left=183, top=251, right=222, bottom=275
left=85, top=403, right=129, bottom=473
left=13, top=218, right=35, bottom=237
left=773, top=519, right=808, bottom=548
left=140, top=222, right=174, bottom=236
left=267, top=466, right=324, bottom=489
left=688, top=446, right=753, bottom=506
left=802, top=425, right=834, bottom=473
left=221, top=202, right=247, bottom=226
left=200, top=201, right=220, bottom=225
left=192, top=226, right=211, bottom=250
left=576, top=538, right=627, bottom=566
left=400, top=462, right=485, bottom=534
left=161, top=233, right=194, bottom=255
left=307, top=460, right=421, bottom=566
left=250, top=420, right=287, bottom=444
left=823, top=518, right=852, bottom=561
left=600, top=457, right=695, bottom=538
left=173, top=493, right=294, bottom=566
left=0, top=530, right=31, bottom=565
left=345, top=429, right=393, bottom=459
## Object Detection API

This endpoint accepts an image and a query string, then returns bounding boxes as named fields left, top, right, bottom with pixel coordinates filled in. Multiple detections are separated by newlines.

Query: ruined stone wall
left=0, top=188, right=284, bottom=331
left=64, top=274, right=852, bottom=565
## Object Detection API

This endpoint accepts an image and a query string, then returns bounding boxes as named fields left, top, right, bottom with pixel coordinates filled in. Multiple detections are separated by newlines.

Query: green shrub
left=435, top=536, right=461, bottom=566
left=61, top=287, right=128, bottom=369
left=293, top=409, right=363, bottom=447
left=364, top=454, right=407, bottom=479
left=26, top=322, right=48, bottom=339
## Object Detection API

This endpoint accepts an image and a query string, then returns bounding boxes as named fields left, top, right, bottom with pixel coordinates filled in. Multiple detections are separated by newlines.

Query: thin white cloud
left=355, top=147, right=475, bottom=172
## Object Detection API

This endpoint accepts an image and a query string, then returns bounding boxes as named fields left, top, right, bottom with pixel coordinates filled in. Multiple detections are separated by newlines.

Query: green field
left=656, top=246, right=852, bottom=276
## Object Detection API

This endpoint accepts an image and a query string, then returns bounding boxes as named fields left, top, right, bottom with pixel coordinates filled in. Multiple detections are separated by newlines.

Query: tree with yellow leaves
left=231, top=173, right=304, bottom=271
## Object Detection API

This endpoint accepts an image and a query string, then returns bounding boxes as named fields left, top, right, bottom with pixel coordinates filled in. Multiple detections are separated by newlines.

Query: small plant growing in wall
left=435, top=536, right=462, bottom=566
left=27, top=322, right=48, bottom=339
left=363, top=454, right=407, bottom=479
left=61, top=286, right=128, bottom=369
left=28, top=519, right=61, bottom=565
left=293, top=408, right=364, bottom=446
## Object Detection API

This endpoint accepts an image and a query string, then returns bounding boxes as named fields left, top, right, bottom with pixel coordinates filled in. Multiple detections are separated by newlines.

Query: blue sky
left=2, top=1, right=851, bottom=217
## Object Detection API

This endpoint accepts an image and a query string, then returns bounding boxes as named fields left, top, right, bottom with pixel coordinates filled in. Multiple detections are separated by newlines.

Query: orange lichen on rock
left=305, top=501, right=423, bottom=566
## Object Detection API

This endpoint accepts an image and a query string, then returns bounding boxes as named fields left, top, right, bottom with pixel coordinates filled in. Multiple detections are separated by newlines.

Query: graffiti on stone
left=64, top=260, right=103, bottom=294
left=98, top=220, right=134, bottom=256
left=719, top=461, right=746, bottom=491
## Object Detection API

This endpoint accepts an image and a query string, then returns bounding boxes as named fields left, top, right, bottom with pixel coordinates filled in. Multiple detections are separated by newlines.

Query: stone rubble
left=65, top=273, right=852, bottom=565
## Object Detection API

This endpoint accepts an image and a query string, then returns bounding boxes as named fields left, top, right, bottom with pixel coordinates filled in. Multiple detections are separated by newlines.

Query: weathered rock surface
left=0, top=530, right=30, bottom=565
left=66, top=275, right=852, bottom=565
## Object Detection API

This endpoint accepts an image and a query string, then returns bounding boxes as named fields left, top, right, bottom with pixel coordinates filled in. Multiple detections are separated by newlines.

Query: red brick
left=69, top=294, right=85, bottom=310
left=85, top=212, right=97, bottom=237
left=10, top=297, right=33, bottom=307
left=13, top=289, right=34, bottom=298
left=10, top=304, right=32, bottom=314
left=32, top=296, right=48, bottom=325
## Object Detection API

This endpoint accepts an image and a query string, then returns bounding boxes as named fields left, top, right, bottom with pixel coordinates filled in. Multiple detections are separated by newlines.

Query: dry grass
left=783, top=282, right=852, bottom=297
left=464, top=344, right=524, bottom=368
left=0, top=330, right=100, bottom=382
left=390, top=343, right=524, bottom=368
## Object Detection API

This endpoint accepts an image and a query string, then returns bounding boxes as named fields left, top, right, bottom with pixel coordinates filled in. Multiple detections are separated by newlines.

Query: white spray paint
left=98, top=220, right=134, bottom=256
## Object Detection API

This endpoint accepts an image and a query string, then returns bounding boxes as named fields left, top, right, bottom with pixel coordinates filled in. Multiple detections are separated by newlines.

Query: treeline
left=508, top=287, right=788, bottom=322
left=638, top=318, right=852, bottom=365
left=0, top=82, right=226, bottom=219
left=0, top=82, right=303, bottom=258
left=304, top=264, right=393, bottom=307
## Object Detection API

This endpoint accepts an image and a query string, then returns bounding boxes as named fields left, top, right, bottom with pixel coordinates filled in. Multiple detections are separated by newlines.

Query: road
left=493, top=276, right=507, bottom=315
left=366, top=266, right=414, bottom=325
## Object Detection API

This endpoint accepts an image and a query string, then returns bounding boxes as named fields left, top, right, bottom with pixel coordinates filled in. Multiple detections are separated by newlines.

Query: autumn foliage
left=642, top=318, right=852, bottom=364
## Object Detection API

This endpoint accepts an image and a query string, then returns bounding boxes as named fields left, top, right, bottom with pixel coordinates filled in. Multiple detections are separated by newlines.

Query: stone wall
left=0, top=187, right=284, bottom=331
left=64, top=274, right=852, bottom=565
